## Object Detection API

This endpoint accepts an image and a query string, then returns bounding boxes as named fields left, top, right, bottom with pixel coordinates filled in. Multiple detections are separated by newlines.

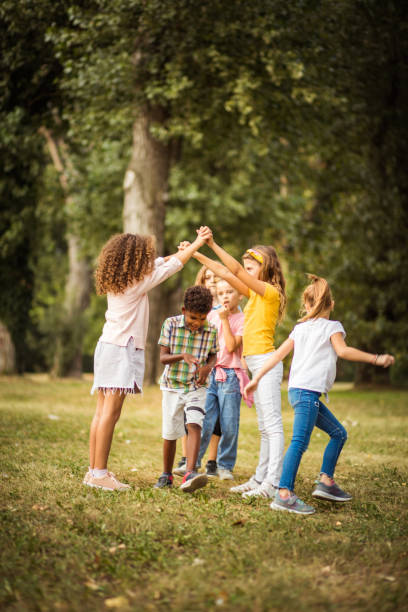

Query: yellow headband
left=245, top=248, right=263, bottom=264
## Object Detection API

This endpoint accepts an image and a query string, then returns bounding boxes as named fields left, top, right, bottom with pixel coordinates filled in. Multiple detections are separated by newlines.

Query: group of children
left=84, top=226, right=394, bottom=515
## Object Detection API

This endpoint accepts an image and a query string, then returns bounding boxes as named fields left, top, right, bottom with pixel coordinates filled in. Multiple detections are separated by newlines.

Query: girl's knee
left=332, top=426, right=347, bottom=442
left=291, top=434, right=309, bottom=454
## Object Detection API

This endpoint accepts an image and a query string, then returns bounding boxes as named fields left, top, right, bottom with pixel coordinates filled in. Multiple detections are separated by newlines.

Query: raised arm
left=330, top=333, right=395, bottom=367
left=197, top=227, right=267, bottom=297
left=168, top=234, right=207, bottom=266
left=193, top=251, right=249, bottom=297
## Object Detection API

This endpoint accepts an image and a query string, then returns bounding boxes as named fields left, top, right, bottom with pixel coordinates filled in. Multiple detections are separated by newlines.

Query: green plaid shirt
left=158, top=315, right=219, bottom=391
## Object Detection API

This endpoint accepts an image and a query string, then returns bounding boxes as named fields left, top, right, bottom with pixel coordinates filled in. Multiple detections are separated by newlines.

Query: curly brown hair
left=183, top=286, right=213, bottom=314
left=243, top=245, right=287, bottom=321
left=95, top=233, right=156, bottom=295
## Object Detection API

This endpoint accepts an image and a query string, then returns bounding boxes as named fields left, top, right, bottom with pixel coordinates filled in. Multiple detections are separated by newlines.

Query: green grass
left=0, top=375, right=407, bottom=611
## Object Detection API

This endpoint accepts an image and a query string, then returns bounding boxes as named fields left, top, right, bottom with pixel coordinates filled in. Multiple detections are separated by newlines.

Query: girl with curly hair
left=84, top=231, right=207, bottom=491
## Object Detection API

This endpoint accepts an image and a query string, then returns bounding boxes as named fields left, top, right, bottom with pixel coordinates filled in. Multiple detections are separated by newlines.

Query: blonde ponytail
left=299, top=274, right=333, bottom=322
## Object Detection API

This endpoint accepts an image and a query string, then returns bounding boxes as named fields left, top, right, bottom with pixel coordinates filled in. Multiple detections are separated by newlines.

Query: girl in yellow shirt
left=193, top=226, right=287, bottom=498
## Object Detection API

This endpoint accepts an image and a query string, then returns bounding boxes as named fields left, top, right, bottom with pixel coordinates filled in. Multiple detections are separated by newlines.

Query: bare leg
left=181, top=434, right=188, bottom=457
left=94, top=391, right=126, bottom=470
left=89, top=390, right=105, bottom=468
left=207, top=434, right=221, bottom=462
left=163, top=439, right=177, bottom=474
left=185, top=423, right=202, bottom=471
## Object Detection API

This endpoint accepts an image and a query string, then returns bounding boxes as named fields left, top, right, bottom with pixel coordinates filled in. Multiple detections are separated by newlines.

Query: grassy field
left=0, top=375, right=407, bottom=611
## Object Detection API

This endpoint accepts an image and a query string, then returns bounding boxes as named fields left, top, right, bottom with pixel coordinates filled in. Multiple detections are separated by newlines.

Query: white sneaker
left=230, top=475, right=260, bottom=493
left=218, top=468, right=234, bottom=480
left=242, top=482, right=277, bottom=499
left=87, top=472, right=131, bottom=491
left=82, top=470, right=92, bottom=485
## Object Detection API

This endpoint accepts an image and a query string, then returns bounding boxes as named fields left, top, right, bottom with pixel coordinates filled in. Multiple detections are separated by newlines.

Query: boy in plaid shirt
left=154, top=286, right=218, bottom=492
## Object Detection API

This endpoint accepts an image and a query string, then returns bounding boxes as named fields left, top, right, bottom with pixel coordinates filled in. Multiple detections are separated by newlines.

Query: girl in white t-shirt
left=84, top=232, right=206, bottom=492
left=244, top=275, right=395, bottom=515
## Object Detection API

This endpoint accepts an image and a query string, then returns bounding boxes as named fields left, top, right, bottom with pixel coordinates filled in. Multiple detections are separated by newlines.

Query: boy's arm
left=159, top=345, right=199, bottom=366
left=330, top=333, right=395, bottom=367
left=196, top=352, right=217, bottom=385
left=197, top=227, right=267, bottom=297
left=243, top=338, right=294, bottom=398
left=159, top=321, right=199, bottom=367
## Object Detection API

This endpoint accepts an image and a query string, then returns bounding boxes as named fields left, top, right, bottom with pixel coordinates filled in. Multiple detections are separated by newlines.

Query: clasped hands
left=179, top=226, right=214, bottom=253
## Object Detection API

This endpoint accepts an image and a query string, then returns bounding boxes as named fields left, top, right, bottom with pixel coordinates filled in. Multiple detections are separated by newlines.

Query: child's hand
left=183, top=353, right=199, bottom=367
left=178, top=241, right=191, bottom=251
left=196, top=364, right=212, bottom=385
left=197, top=226, right=214, bottom=247
left=243, top=379, right=258, bottom=399
left=377, top=354, right=395, bottom=367
left=218, top=305, right=229, bottom=320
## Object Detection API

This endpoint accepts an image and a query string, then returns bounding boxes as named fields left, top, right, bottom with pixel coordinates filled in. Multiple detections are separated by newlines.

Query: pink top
left=207, top=309, right=254, bottom=408
left=207, top=310, right=244, bottom=368
left=100, top=256, right=183, bottom=348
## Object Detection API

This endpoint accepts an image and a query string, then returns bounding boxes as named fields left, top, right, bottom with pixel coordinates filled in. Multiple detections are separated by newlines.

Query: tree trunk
left=40, top=126, right=91, bottom=377
left=0, top=322, right=16, bottom=374
left=123, top=106, right=171, bottom=384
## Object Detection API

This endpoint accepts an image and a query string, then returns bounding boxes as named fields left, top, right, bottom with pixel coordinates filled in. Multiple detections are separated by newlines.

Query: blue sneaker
left=180, top=471, right=208, bottom=492
left=154, top=473, right=173, bottom=488
left=312, top=482, right=352, bottom=502
left=270, top=491, right=315, bottom=515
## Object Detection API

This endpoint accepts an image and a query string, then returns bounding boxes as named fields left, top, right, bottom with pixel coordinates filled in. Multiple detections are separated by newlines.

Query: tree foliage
left=1, top=0, right=407, bottom=382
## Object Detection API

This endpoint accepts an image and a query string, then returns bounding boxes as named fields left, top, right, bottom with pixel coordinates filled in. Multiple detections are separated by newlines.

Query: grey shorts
left=91, top=338, right=145, bottom=395
left=161, top=387, right=207, bottom=440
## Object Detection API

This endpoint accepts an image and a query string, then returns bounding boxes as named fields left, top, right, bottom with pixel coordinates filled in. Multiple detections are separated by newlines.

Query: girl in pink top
left=84, top=232, right=206, bottom=491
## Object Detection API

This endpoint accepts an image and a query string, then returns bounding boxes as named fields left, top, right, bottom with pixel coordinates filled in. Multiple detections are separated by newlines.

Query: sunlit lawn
left=0, top=375, right=407, bottom=611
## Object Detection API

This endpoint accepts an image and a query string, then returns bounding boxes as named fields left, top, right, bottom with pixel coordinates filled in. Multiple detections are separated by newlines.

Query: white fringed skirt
left=91, top=337, right=145, bottom=395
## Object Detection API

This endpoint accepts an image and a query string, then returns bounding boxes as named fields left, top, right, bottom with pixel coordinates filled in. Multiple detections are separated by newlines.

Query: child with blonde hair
left=193, top=226, right=287, bottom=498
left=244, top=275, right=395, bottom=514
left=84, top=231, right=207, bottom=491
left=197, top=277, right=252, bottom=479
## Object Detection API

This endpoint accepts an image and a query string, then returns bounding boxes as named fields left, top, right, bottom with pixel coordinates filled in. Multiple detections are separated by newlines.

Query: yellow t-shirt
left=243, top=283, right=280, bottom=356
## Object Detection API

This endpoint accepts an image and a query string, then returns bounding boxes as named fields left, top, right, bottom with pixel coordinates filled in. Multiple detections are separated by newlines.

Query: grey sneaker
left=154, top=473, right=173, bottom=489
left=312, top=482, right=352, bottom=502
left=180, top=471, right=208, bottom=493
left=174, top=456, right=187, bottom=476
left=270, top=492, right=315, bottom=515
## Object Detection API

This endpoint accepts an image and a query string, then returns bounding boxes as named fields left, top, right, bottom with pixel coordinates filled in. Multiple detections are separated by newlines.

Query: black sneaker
left=154, top=473, right=173, bottom=488
left=180, top=471, right=208, bottom=492
left=205, top=460, right=218, bottom=477
left=174, top=456, right=187, bottom=476
left=312, top=481, right=352, bottom=502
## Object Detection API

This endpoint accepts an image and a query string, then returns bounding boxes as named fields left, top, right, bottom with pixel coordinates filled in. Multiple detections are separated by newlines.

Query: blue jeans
left=279, top=388, right=348, bottom=491
left=197, top=369, right=241, bottom=471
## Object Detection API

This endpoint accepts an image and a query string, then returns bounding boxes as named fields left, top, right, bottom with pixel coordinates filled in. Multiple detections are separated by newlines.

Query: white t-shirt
left=288, top=319, right=346, bottom=394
